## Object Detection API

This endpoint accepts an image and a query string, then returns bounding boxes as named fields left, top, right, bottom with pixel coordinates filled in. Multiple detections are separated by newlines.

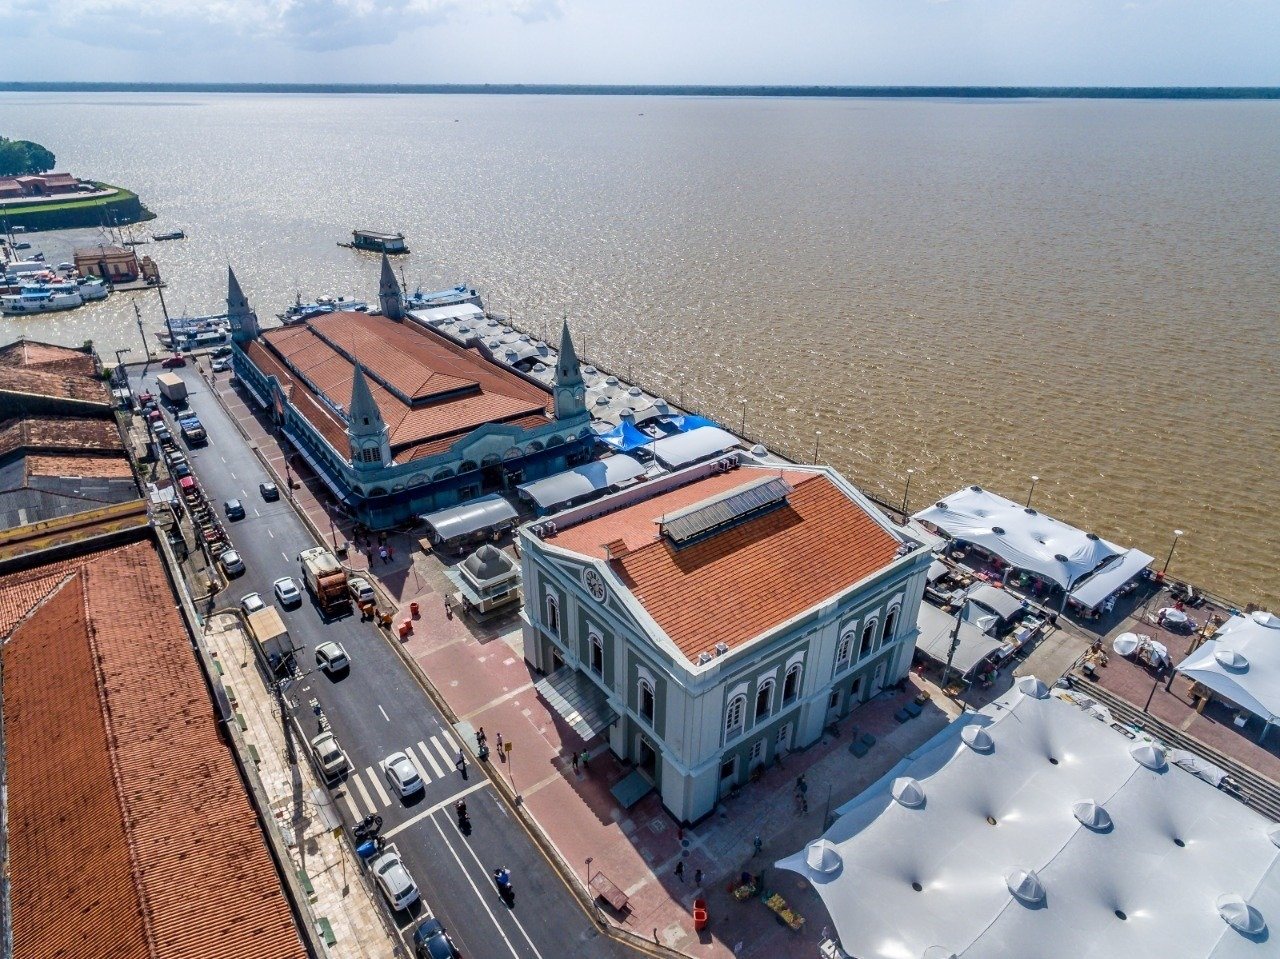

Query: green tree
left=0, top=137, right=57, bottom=176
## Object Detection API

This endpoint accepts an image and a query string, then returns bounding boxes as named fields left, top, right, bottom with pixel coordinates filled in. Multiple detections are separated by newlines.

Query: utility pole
left=941, top=599, right=968, bottom=691
left=133, top=301, right=151, bottom=361
left=902, top=469, right=915, bottom=518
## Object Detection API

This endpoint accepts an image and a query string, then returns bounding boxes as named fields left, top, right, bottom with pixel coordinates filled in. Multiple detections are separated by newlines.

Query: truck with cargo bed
left=299, top=546, right=350, bottom=614
left=156, top=372, right=187, bottom=405
left=177, top=413, right=206, bottom=445
left=246, top=605, right=294, bottom=674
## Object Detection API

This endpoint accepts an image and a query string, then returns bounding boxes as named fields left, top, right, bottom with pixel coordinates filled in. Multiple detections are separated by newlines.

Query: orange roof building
left=0, top=536, right=307, bottom=959
left=518, top=458, right=932, bottom=823
left=227, top=265, right=594, bottom=529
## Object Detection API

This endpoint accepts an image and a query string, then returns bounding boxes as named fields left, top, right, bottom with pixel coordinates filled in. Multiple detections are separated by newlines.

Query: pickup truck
left=178, top=415, right=206, bottom=445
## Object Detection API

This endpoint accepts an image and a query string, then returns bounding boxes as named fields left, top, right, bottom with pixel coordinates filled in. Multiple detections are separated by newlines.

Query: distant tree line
left=0, top=137, right=57, bottom=177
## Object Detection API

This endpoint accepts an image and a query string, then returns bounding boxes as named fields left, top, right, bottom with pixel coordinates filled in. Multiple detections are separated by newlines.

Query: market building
left=518, top=455, right=932, bottom=823
left=230, top=261, right=595, bottom=528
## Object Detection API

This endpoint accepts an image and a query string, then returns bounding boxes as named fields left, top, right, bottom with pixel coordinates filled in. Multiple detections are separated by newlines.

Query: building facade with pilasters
left=519, top=457, right=931, bottom=824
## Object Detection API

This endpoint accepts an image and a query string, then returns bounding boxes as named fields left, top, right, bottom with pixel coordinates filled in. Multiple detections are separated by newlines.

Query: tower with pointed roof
left=347, top=363, right=391, bottom=470
left=379, top=254, right=403, bottom=321
left=226, top=266, right=260, bottom=343
left=553, top=319, right=586, bottom=420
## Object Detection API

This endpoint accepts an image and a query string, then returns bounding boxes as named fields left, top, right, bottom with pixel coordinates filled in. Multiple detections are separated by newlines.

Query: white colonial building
left=519, top=456, right=932, bottom=823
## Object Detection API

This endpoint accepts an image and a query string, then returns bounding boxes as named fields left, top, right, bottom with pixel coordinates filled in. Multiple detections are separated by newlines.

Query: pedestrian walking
left=752, top=836, right=762, bottom=856
left=496, top=731, right=504, bottom=752
left=580, top=749, right=590, bottom=771
left=476, top=726, right=486, bottom=746
left=694, top=868, right=703, bottom=886
left=674, top=861, right=685, bottom=882
left=455, top=750, right=466, bottom=770
left=388, top=544, right=395, bottom=560
left=379, top=546, right=389, bottom=564
left=571, top=751, right=579, bottom=773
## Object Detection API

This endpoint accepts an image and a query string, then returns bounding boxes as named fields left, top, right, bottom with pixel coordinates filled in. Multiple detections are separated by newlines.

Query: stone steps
left=1071, top=675, right=1280, bottom=823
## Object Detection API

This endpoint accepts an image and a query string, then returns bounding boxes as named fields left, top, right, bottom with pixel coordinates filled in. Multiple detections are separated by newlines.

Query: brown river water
left=1, top=93, right=1277, bottom=607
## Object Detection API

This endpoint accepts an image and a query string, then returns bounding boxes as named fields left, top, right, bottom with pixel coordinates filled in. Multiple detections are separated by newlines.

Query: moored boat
left=405, top=283, right=483, bottom=311
left=278, top=294, right=369, bottom=324
left=1, top=287, right=83, bottom=314
left=152, top=230, right=186, bottom=241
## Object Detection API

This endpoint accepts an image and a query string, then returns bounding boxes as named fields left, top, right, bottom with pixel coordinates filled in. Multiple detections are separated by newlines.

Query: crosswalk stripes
left=416, top=739, right=445, bottom=778
left=350, top=769, right=376, bottom=813
left=341, top=789, right=360, bottom=821
left=368, top=766, right=392, bottom=806
left=430, top=735, right=457, bottom=771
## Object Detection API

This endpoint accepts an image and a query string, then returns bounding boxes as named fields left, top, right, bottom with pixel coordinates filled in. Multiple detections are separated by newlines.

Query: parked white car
left=370, top=845, right=419, bottom=911
left=348, top=576, right=376, bottom=605
left=309, top=732, right=350, bottom=780
left=315, top=641, right=350, bottom=673
left=240, top=592, right=265, bottom=615
left=382, top=751, right=424, bottom=797
left=220, top=550, right=245, bottom=576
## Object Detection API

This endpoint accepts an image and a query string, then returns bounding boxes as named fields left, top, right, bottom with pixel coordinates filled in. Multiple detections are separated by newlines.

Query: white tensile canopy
left=916, top=603, right=1005, bottom=677
left=648, top=426, right=739, bottom=470
left=1178, top=611, right=1280, bottom=723
left=421, top=494, right=518, bottom=544
left=516, top=454, right=645, bottom=511
left=914, top=486, right=1135, bottom=593
left=778, top=678, right=1280, bottom=959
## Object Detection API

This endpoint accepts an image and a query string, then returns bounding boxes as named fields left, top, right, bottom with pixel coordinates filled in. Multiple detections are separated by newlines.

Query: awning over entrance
left=516, top=454, right=646, bottom=511
left=421, top=494, right=518, bottom=544
left=534, top=667, right=617, bottom=742
left=282, top=429, right=352, bottom=505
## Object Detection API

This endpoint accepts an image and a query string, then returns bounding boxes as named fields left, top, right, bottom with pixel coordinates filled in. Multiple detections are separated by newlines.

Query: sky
left=2, top=0, right=1278, bottom=86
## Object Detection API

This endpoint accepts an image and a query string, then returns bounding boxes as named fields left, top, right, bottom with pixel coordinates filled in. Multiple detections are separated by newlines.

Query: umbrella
left=1113, top=632, right=1141, bottom=657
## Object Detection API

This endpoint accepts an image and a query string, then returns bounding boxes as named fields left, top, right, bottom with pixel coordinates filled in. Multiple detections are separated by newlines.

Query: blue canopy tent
left=666, top=414, right=718, bottom=433
left=598, top=421, right=652, bottom=452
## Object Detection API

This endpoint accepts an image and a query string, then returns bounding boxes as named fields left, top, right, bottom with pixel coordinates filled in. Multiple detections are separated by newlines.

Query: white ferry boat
left=278, top=294, right=369, bottom=324
left=405, top=284, right=483, bottom=311
left=1, top=287, right=83, bottom=314
left=156, top=314, right=231, bottom=350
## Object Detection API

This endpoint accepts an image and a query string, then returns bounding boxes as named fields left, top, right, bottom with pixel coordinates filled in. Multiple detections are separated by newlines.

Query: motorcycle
left=494, top=867, right=514, bottom=904
left=352, top=813, right=383, bottom=842
left=456, top=800, right=472, bottom=835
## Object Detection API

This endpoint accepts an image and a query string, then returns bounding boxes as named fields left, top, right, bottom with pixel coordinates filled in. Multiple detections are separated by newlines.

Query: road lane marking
left=448, top=811, right=546, bottom=959
left=416, top=740, right=445, bottom=778
left=378, top=704, right=390, bottom=722
left=254, top=508, right=260, bottom=516
left=229, top=471, right=236, bottom=479
left=350, top=770, right=376, bottom=814
left=431, top=736, right=457, bottom=770
left=429, top=816, right=523, bottom=959
left=341, top=789, right=360, bottom=821
left=382, top=781, right=488, bottom=840
left=368, top=766, right=392, bottom=806
left=267, top=528, right=274, bottom=538
left=282, top=551, right=289, bottom=561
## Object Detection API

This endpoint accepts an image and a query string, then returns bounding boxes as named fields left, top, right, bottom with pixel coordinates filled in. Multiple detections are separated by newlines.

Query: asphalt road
left=130, top=363, right=623, bottom=959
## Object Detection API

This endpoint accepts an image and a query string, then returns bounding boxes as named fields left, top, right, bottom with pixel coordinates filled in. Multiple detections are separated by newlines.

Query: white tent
left=914, top=486, right=1125, bottom=591
left=516, top=454, right=645, bottom=511
left=421, top=494, right=518, bottom=544
left=1177, top=611, right=1280, bottom=723
left=649, top=426, right=739, bottom=470
left=778, top=678, right=1280, bottom=959
left=916, top=603, right=1004, bottom=676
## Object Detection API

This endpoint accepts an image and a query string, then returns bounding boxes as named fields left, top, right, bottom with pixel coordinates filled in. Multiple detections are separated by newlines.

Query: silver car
left=371, top=847, right=420, bottom=911
left=315, top=641, right=350, bottom=674
left=240, top=592, right=265, bottom=615
left=220, top=550, right=245, bottom=576
left=309, top=732, right=349, bottom=780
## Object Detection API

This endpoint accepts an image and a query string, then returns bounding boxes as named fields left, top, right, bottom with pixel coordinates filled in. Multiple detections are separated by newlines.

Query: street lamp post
left=940, top=598, right=968, bottom=692
left=740, top=400, right=747, bottom=437
left=1026, top=475, right=1040, bottom=508
left=1162, top=529, right=1184, bottom=576
left=113, top=348, right=132, bottom=393
left=813, top=430, right=821, bottom=463
left=586, top=857, right=593, bottom=887
left=901, top=468, right=915, bottom=517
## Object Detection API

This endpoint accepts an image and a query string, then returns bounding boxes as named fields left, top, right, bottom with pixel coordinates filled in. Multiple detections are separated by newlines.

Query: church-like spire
left=347, top=362, right=391, bottom=469
left=379, top=253, right=403, bottom=321
left=553, top=318, right=586, bottom=420
left=226, top=265, right=259, bottom=342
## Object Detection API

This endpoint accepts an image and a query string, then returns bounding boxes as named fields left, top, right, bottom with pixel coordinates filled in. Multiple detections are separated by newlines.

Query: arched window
left=754, top=680, right=774, bottom=722
left=835, top=631, right=854, bottom=670
left=859, top=620, right=877, bottom=660
left=783, top=663, right=802, bottom=705
left=639, top=678, right=655, bottom=723
left=459, top=460, right=478, bottom=473
left=725, top=695, right=746, bottom=740
left=589, top=631, right=604, bottom=675
left=544, top=594, right=560, bottom=635
left=883, top=606, right=901, bottom=646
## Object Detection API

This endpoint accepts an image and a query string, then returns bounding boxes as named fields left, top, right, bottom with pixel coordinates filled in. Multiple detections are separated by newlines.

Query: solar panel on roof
left=662, top=476, right=793, bottom=546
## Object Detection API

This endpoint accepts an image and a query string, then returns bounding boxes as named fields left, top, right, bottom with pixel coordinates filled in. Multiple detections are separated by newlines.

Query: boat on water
left=2, top=287, right=83, bottom=314
left=278, top=294, right=369, bottom=324
left=156, top=314, right=231, bottom=350
left=338, top=229, right=408, bottom=254
left=405, top=283, right=484, bottom=311
left=152, top=230, right=186, bottom=241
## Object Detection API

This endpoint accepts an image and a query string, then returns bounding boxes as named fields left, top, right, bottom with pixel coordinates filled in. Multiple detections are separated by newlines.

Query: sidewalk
left=205, top=613, right=400, bottom=959
left=207, top=365, right=960, bottom=957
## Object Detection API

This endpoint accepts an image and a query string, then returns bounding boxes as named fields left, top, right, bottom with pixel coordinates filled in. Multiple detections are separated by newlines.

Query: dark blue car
left=412, top=917, right=461, bottom=959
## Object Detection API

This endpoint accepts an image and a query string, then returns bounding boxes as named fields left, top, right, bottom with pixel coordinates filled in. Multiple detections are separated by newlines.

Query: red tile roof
left=0, top=540, right=306, bottom=959
left=552, top=468, right=903, bottom=662
left=0, top=340, right=109, bottom=407
left=257, top=312, right=551, bottom=460
left=0, top=416, right=123, bottom=458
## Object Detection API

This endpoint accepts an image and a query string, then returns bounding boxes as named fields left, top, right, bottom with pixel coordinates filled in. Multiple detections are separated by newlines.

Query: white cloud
left=509, top=0, right=563, bottom=23
left=6, top=0, right=459, bottom=51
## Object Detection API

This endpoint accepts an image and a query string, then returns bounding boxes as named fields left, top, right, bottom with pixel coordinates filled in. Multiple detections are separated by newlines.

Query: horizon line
left=2, top=82, right=1279, bottom=100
